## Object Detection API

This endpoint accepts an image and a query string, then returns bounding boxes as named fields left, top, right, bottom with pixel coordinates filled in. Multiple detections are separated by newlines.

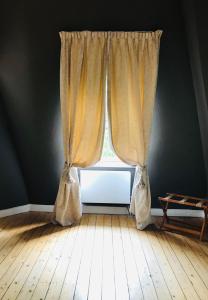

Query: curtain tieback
left=62, top=162, right=75, bottom=184
left=136, top=165, right=147, bottom=189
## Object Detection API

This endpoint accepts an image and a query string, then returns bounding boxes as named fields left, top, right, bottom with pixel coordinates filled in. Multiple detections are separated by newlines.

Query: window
left=81, top=100, right=133, bottom=205
left=96, top=111, right=128, bottom=167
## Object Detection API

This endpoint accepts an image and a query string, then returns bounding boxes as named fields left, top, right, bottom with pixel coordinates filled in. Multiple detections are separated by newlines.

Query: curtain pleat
left=53, top=31, right=107, bottom=226
left=108, top=30, right=162, bottom=229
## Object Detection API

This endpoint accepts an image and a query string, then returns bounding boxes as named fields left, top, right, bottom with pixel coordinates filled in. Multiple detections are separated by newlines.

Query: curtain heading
left=59, top=30, right=162, bottom=40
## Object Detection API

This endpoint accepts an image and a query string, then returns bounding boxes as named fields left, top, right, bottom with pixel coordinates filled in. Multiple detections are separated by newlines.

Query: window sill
left=79, top=162, right=135, bottom=171
left=94, top=161, right=133, bottom=168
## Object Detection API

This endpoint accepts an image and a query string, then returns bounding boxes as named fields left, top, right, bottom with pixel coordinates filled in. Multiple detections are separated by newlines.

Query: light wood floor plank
left=2, top=221, right=54, bottom=299
left=156, top=231, right=200, bottom=300
left=0, top=214, right=47, bottom=298
left=197, top=240, right=208, bottom=257
left=184, top=236, right=208, bottom=267
left=59, top=215, right=89, bottom=300
left=30, top=224, right=73, bottom=300
left=112, top=215, right=129, bottom=300
left=127, top=217, right=158, bottom=300
left=148, top=231, right=186, bottom=300
left=0, top=214, right=32, bottom=259
left=0, top=213, right=39, bottom=271
left=165, top=232, right=208, bottom=300
left=175, top=234, right=208, bottom=289
left=73, top=215, right=96, bottom=300
left=88, top=215, right=104, bottom=300
left=102, top=215, right=116, bottom=300
left=139, top=230, right=172, bottom=300
left=119, top=216, right=143, bottom=300
left=0, top=213, right=207, bottom=300
left=17, top=225, right=66, bottom=300
left=0, top=214, right=41, bottom=272
left=45, top=222, right=79, bottom=300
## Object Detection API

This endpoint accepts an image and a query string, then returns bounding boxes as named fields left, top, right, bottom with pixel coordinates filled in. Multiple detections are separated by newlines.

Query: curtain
left=53, top=31, right=107, bottom=226
left=108, top=31, right=162, bottom=229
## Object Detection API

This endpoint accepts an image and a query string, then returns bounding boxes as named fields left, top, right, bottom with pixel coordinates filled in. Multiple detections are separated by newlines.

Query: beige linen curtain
left=108, top=31, right=162, bottom=229
left=53, top=31, right=107, bottom=226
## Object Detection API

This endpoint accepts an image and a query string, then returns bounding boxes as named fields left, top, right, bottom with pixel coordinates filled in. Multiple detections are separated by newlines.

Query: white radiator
left=80, top=169, right=131, bottom=204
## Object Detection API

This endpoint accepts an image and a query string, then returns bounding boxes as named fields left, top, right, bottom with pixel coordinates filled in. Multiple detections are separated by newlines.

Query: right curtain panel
left=108, top=30, right=162, bottom=230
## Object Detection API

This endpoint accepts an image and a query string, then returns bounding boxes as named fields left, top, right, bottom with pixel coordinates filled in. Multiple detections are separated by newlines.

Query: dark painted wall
left=0, top=0, right=206, bottom=209
left=182, top=0, right=208, bottom=194
left=0, top=98, right=28, bottom=209
left=194, top=1, right=208, bottom=100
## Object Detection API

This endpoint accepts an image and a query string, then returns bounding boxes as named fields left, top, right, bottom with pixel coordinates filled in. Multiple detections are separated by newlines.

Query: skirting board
left=0, top=204, right=30, bottom=218
left=0, top=204, right=204, bottom=218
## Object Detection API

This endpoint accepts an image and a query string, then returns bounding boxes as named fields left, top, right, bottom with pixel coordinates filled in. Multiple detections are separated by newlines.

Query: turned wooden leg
left=160, top=201, right=169, bottom=229
left=200, top=209, right=208, bottom=241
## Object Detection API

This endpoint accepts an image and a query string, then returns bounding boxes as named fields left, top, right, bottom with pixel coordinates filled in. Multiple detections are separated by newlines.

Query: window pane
left=101, top=113, right=121, bottom=162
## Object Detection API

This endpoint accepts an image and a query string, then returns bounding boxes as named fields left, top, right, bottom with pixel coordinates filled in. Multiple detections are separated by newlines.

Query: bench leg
left=200, top=209, right=208, bottom=241
left=160, top=201, right=169, bottom=229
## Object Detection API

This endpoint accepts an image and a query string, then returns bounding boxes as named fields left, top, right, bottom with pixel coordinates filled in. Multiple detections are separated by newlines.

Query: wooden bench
left=159, top=193, right=208, bottom=241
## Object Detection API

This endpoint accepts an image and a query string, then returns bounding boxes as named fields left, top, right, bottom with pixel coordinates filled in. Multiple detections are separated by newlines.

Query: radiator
left=80, top=169, right=131, bottom=204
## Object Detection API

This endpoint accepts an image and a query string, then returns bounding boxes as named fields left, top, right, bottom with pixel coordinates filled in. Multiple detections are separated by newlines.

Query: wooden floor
left=0, top=213, right=208, bottom=300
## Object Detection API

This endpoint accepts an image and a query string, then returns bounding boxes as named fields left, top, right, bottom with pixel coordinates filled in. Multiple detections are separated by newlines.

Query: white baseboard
left=0, top=205, right=204, bottom=218
left=0, top=204, right=30, bottom=218
left=30, top=204, right=54, bottom=212
left=0, top=204, right=54, bottom=218
left=151, top=208, right=204, bottom=217
left=82, top=207, right=204, bottom=217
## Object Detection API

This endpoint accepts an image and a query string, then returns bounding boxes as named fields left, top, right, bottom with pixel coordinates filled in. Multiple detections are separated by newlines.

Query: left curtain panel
left=53, top=31, right=107, bottom=226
